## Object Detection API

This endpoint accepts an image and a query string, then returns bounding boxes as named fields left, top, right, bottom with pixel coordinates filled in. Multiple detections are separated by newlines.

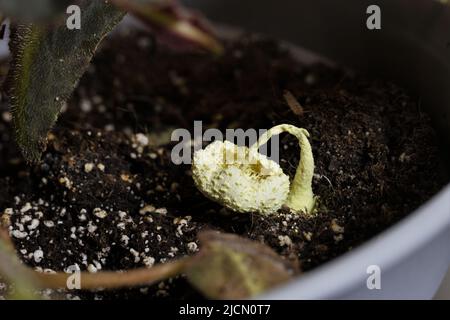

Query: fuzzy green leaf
left=7, top=0, right=125, bottom=163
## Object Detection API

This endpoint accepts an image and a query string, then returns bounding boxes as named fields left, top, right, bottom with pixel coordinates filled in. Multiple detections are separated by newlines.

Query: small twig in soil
left=283, top=90, right=304, bottom=116
left=314, top=173, right=334, bottom=189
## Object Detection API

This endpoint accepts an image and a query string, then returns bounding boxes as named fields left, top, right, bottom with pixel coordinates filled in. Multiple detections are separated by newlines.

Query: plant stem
left=251, top=124, right=315, bottom=213
left=33, top=258, right=188, bottom=290
left=1, top=228, right=188, bottom=296
left=0, top=230, right=40, bottom=299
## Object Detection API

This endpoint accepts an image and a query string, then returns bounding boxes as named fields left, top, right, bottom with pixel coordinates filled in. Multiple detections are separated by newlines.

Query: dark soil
left=0, top=29, right=446, bottom=299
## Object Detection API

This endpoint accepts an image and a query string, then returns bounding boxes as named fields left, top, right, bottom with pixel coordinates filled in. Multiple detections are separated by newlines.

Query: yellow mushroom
left=192, top=124, right=316, bottom=215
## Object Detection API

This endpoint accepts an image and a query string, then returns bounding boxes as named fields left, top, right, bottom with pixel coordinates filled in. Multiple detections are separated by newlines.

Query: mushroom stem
left=250, top=124, right=315, bottom=213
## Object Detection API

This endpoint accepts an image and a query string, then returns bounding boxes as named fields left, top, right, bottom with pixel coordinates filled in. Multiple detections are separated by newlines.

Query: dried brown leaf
left=185, top=231, right=298, bottom=299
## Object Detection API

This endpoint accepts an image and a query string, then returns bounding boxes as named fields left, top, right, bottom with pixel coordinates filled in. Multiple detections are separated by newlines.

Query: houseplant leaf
left=111, top=0, right=223, bottom=54
left=7, top=0, right=125, bottom=162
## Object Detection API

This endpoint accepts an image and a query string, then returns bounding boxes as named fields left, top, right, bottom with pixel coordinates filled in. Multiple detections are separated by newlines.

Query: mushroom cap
left=192, top=140, right=290, bottom=214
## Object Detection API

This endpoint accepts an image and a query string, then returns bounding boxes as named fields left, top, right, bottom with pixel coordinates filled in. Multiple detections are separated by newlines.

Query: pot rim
left=260, top=183, right=450, bottom=299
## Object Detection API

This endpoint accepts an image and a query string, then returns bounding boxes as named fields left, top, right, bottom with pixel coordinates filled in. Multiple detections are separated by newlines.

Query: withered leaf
left=7, top=0, right=125, bottom=162
left=185, top=231, right=298, bottom=299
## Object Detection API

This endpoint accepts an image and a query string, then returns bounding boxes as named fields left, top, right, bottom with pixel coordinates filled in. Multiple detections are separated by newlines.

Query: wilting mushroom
left=192, top=124, right=316, bottom=215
